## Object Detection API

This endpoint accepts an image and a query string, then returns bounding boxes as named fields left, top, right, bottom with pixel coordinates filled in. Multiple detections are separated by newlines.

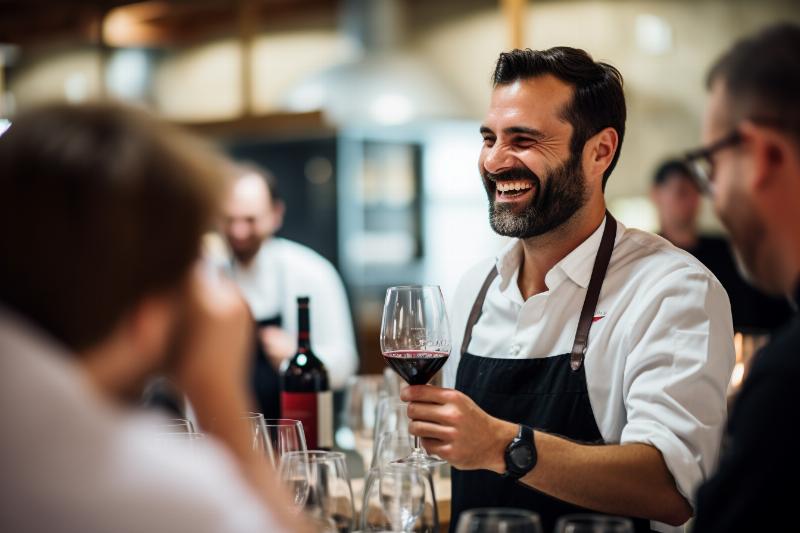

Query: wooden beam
left=176, top=110, right=330, bottom=139
left=237, top=0, right=258, bottom=118
left=501, top=0, right=526, bottom=50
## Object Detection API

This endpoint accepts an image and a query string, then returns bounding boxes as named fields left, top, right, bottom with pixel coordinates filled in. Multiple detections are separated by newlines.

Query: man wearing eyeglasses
left=689, top=24, right=800, bottom=532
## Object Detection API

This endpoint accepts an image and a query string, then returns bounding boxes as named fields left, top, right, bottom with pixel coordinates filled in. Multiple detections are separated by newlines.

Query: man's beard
left=719, top=194, right=773, bottom=293
left=231, top=241, right=261, bottom=264
left=483, top=151, right=588, bottom=239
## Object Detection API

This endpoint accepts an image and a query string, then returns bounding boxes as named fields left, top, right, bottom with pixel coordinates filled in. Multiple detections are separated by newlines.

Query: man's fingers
left=408, top=420, right=455, bottom=441
left=407, top=401, right=454, bottom=425
left=400, top=384, right=456, bottom=404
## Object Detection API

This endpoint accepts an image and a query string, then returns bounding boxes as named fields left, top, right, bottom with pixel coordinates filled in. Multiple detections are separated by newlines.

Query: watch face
left=510, top=444, right=534, bottom=469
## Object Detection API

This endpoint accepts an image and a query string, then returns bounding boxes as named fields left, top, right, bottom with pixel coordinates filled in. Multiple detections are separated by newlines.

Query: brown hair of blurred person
left=0, top=102, right=223, bottom=355
left=0, top=102, right=305, bottom=533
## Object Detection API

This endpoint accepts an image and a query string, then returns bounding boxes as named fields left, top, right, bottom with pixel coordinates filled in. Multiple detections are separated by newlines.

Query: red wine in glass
left=382, top=350, right=449, bottom=386
left=380, top=285, right=451, bottom=468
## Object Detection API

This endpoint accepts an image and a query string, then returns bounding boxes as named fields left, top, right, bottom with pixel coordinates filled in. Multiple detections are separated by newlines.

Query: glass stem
left=413, top=435, right=424, bottom=454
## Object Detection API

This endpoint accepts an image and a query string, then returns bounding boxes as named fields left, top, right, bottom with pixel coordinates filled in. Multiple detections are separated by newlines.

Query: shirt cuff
left=620, top=419, right=704, bottom=506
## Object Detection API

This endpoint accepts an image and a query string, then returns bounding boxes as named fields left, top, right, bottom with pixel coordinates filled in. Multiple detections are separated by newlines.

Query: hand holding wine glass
left=380, top=286, right=451, bottom=468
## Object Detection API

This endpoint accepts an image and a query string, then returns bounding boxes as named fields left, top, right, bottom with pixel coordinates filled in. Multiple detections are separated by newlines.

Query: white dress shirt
left=227, top=237, right=358, bottom=389
left=0, top=308, right=285, bottom=533
left=443, top=217, right=735, bottom=532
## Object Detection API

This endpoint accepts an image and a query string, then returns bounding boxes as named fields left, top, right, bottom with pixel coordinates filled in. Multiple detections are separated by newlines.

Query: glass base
left=392, top=451, right=446, bottom=469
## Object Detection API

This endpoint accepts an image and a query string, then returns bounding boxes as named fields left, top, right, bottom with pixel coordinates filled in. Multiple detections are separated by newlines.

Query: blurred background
left=2, top=0, right=799, bottom=374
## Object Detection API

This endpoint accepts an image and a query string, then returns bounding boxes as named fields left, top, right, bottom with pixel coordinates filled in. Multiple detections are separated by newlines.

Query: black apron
left=451, top=214, right=651, bottom=533
left=252, top=315, right=283, bottom=419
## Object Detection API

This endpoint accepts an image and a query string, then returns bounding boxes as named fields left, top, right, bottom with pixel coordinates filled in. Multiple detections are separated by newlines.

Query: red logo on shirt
left=592, top=312, right=607, bottom=323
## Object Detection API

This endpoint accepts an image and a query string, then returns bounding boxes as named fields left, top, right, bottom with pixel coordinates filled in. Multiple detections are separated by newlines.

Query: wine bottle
left=280, top=297, right=333, bottom=450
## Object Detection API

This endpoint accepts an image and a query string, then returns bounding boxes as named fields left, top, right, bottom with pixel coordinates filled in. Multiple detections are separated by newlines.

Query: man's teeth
left=496, top=181, right=534, bottom=193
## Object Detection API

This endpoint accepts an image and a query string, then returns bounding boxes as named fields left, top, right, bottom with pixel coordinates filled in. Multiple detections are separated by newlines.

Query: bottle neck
left=297, top=304, right=311, bottom=351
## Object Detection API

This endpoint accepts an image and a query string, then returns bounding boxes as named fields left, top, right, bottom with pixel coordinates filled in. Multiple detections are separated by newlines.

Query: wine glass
left=373, top=398, right=410, bottom=442
left=280, top=451, right=355, bottom=531
left=554, top=514, right=633, bottom=533
left=345, top=375, right=386, bottom=472
left=156, top=418, right=195, bottom=433
left=263, top=418, right=307, bottom=466
left=361, top=463, right=439, bottom=533
left=371, top=431, right=415, bottom=469
left=244, top=413, right=275, bottom=465
left=380, top=286, right=451, bottom=468
left=455, top=508, right=543, bottom=533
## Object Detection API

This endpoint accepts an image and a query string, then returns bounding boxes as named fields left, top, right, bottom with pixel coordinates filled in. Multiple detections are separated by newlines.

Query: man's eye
left=514, top=138, right=536, bottom=147
left=482, top=137, right=495, bottom=146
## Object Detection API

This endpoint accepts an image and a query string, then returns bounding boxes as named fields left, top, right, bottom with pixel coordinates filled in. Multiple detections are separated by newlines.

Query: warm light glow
left=103, top=2, right=171, bottom=47
left=730, top=362, right=745, bottom=389
left=734, top=332, right=744, bottom=364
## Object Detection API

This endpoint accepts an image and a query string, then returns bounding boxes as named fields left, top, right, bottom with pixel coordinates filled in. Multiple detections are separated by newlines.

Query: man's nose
left=229, top=222, right=250, bottom=240
left=482, top=143, right=514, bottom=175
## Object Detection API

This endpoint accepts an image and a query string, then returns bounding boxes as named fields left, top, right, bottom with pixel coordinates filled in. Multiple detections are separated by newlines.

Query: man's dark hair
left=492, top=47, right=626, bottom=189
left=653, top=159, right=700, bottom=189
left=707, top=23, right=800, bottom=144
left=0, top=102, right=226, bottom=352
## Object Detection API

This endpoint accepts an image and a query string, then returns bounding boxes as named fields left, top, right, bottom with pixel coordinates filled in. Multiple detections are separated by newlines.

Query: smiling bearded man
left=401, top=47, right=737, bottom=533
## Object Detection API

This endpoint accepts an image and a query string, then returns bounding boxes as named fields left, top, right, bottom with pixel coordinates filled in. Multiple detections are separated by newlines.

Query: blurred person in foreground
left=220, top=163, right=357, bottom=417
left=690, top=24, right=800, bottom=531
left=0, top=103, right=303, bottom=533
left=651, top=159, right=791, bottom=333
left=401, top=46, right=734, bottom=532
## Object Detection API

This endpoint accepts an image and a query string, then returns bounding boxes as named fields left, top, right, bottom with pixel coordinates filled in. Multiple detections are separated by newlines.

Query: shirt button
left=509, top=344, right=521, bottom=355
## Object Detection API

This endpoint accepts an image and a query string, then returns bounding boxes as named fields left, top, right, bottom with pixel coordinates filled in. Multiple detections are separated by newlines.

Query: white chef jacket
left=0, top=308, right=286, bottom=533
left=226, top=237, right=358, bottom=389
left=443, top=217, right=735, bottom=532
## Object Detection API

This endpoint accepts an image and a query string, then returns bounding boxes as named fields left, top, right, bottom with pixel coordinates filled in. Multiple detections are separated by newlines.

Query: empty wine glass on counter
left=373, top=398, right=410, bottom=442
left=380, top=286, right=451, bottom=468
left=554, top=514, right=633, bottom=533
left=263, top=418, right=307, bottom=466
left=360, top=463, right=438, bottom=533
left=244, top=413, right=274, bottom=463
left=155, top=418, right=195, bottom=433
left=280, top=451, right=355, bottom=531
left=345, top=375, right=386, bottom=472
left=383, top=366, right=403, bottom=398
left=371, top=432, right=415, bottom=470
left=455, top=508, right=543, bottom=533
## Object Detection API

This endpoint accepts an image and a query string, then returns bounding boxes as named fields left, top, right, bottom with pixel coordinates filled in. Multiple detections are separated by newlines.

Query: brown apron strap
left=570, top=212, right=618, bottom=371
left=460, top=266, right=499, bottom=356
left=458, top=213, right=617, bottom=369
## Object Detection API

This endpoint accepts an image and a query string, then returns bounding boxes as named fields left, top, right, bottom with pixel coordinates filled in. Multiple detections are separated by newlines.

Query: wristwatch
left=502, top=424, right=537, bottom=480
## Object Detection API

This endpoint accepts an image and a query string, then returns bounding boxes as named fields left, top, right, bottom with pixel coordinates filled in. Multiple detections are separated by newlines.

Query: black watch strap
left=503, top=424, right=537, bottom=480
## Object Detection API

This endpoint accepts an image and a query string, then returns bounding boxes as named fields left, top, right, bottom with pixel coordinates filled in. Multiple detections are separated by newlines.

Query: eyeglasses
left=683, top=130, right=742, bottom=194
left=683, top=116, right=796, bottom=194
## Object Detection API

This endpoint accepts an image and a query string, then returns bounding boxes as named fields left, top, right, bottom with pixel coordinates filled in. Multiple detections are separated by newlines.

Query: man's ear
left=127, top=293, right=177, bottom=369
left=583, top=126, right=619, bottom=187
left=740, top=120, right=788, bottom=193
left=271, top=200, right=286, bottom=234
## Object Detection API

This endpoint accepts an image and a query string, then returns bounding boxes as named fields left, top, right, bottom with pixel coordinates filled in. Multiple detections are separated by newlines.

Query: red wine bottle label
left=281, top=390, right=333, bottom=449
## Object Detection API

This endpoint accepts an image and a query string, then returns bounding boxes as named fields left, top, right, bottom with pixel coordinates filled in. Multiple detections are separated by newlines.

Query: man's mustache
left=483, top=167, right=541, bottom=184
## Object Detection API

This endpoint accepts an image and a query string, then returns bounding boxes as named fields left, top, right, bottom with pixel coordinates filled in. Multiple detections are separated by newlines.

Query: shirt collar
left=494, top=215, right=619, bottom=292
